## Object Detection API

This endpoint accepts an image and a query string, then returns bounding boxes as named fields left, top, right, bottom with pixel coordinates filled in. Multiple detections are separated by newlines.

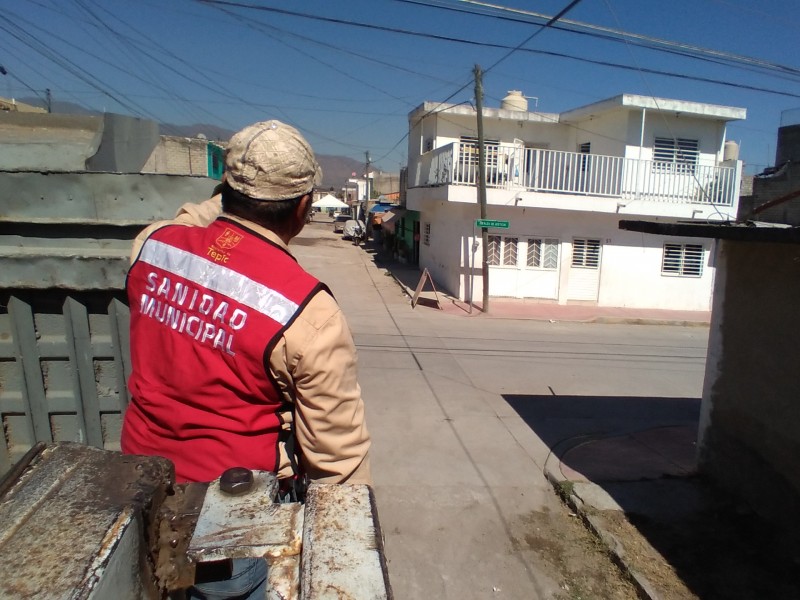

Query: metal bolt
left=220, top=467, right=254, bottom=495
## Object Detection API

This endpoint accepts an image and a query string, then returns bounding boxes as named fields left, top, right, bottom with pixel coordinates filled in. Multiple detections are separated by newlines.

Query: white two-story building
left=405, top=92, right=746, bottom=311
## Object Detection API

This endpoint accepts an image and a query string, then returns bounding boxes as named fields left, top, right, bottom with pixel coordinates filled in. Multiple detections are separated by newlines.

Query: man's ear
left=298, top=194, right=312, bottom=218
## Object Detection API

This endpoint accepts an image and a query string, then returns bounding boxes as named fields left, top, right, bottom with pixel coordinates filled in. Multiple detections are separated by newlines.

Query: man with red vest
left=122, top=120, right=371, bottom=599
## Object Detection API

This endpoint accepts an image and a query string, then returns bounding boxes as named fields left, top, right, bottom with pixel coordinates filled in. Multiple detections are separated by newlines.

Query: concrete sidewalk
left=378, top=258, right=711, bottom=327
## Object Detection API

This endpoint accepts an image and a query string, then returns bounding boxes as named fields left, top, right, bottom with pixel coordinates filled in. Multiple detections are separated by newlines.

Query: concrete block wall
left=699, top=240, right=800, bottom=539
left=143, top=136, right=211, bottom=176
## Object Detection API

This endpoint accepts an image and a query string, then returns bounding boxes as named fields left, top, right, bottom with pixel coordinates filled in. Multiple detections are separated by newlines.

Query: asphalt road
left=293, top=221, right=710, bottom=599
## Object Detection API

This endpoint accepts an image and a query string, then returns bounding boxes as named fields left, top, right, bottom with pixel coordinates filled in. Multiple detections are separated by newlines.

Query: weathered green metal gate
left=0, top=170, right=216, bottom=473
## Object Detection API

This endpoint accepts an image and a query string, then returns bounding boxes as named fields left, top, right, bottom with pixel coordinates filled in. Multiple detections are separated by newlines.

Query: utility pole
left=364, top=151, right=372, bottom=224
left=474, top=64, right=490, bottom=314
left=46, top=88, right=52, bottom=113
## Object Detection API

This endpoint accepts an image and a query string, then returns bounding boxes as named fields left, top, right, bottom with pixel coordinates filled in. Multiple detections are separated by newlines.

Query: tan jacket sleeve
left=129, top=195, right=222, bottom=263
left=271, top=292, right=372, bottom=486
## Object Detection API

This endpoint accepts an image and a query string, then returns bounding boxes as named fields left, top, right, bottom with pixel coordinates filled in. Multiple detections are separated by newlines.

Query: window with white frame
left=653, top=137, right=699, bottom=174
left=662, top=243, right=703, bottom=276
left=571, top=238, right=601, bottom=269
left=527, top=238, right=559, bottom=269
left=486, top=235, right=518, bottom=266
left=423, top=223, right=431, bottom=246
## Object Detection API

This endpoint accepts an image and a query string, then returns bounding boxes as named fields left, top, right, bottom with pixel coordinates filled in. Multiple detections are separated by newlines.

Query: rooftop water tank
left=501, top=90, right=528, bottom=112
left=723, top=140, right=739, bottom=162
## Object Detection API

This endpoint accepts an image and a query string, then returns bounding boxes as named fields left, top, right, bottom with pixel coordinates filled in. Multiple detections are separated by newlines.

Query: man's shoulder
left=294, top=287, right=341, bottom=331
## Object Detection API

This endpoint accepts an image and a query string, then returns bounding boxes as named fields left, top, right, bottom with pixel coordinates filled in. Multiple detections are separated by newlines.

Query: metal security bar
left=421, top=143, right=738, bottom=206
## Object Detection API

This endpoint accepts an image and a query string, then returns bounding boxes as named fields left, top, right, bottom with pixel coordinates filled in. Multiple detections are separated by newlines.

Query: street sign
left=475, top=219, right=510, bottom=229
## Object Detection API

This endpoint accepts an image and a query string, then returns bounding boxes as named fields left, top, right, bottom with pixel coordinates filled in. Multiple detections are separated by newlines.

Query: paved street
left=293, top=221, right=710, bottom=599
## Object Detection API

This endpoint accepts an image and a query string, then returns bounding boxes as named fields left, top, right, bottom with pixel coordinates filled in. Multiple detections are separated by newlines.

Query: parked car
left=333, top=214, right=350, bottom=233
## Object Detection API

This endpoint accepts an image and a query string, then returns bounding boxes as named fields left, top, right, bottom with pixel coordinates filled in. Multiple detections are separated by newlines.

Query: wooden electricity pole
left=474, top=64, right=490, bottom=313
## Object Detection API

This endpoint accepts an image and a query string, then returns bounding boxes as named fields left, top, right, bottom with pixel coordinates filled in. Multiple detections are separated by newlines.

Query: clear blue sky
left=1, top=0, right=798, bottom=174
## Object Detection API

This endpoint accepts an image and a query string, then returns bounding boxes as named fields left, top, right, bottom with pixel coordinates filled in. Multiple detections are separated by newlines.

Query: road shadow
left=504, top=393, right=800, bottom=598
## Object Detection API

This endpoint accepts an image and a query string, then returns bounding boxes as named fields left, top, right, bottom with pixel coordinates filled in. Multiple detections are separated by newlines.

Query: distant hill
left=18, top=97, right=380, bottom=191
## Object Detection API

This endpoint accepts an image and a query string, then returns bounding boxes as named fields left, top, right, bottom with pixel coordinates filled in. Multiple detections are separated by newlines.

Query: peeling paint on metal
left=301, top=484, right=393, bottom=600
left=188, top=471, right=303, bottom=562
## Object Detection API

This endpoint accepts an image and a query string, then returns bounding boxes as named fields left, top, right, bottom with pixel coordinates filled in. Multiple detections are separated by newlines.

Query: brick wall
left=142, top=136, right=211, bottom=176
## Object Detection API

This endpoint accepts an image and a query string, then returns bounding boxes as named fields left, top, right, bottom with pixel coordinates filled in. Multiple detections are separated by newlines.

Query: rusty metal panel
left=188, top=472, right=303, bottom=562
left=301, top=484, right=393, bottom=600
left=268, top=555, right=300, bottom=600
left=154, top=482, right=208, bottom=593
left=0, top=442, right=173, bottom=600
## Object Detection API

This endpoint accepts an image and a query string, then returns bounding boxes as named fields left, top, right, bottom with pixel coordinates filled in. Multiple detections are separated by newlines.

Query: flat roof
left=561, top=94, right=746, bottom=123
left=409, top=94, right=746, bottom=125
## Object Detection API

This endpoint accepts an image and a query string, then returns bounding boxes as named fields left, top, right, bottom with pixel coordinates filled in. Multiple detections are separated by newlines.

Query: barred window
left=653, top=137, right=699, bottom=174
left=487, top=235, right=518, bottom=267
left=579, top=142, right=591, bottom=172
left=527, top=238, right=559, bottom=269
left=423, top=223, right=431, bottom=246
left=662, top=244, right=703, bottom=276
left=572, top=238, right=601, bottom=269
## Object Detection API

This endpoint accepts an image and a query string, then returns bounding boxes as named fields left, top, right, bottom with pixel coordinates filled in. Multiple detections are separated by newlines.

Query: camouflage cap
left=224, top=120, right=322, bottom=201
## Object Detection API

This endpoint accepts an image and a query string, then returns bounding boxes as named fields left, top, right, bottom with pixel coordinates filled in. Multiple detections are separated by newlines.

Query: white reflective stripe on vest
left=139, top=238, right=299, bottom=326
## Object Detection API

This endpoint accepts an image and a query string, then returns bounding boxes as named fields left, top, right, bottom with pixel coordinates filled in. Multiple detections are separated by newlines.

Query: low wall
left=699, top=240, right=800, bottom=534
left=0, top=171, right=216, bottom=473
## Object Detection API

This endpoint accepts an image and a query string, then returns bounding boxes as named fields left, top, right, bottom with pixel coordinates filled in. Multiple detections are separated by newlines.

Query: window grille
left=572, top=238, right=601, bottom=269
left=486, top=235, right=519, bottom=267
left=579, top=143, right=591, bottom=172
left=423, top=223, right=431, bottom=246
left=653, top=137, right=699, bottom=174
left=458, top=136, right=500, bottom=171
left=527, top=238, right=559, bottom=269
left=503, top=238, right=518, bottom=266
left=662, top=244, right=703, bottom=276
left=487, top=235, right=501, bottom=266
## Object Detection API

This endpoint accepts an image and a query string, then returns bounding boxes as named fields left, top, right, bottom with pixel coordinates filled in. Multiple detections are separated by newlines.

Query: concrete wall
left=412, top=195, right=715, bottom=310
left=142, top=135, right=214, bottom=176
left=86, top=113, right=160, bottom=173
left=746, top=164, right=800, bottom=225
left=0, top=112, right=104, bottom=171
left=699, top=240, right=800, bottom=533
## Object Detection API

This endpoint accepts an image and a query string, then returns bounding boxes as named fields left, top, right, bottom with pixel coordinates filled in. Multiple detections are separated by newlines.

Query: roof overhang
left=619, top=220, right=800, bottom=244
left=561, top=94, right=746, bottom=123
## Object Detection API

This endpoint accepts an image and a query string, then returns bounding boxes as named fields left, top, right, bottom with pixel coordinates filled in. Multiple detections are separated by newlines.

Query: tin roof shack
left=620, top=219, right=800, bottom=540
left=0, top=111, right=217, bottom=471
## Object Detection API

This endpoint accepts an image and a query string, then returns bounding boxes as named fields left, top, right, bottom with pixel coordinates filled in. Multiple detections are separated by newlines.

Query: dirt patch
left=588, top=502, right=800, bottom=599
left=515, top=505, right=640, bottom=599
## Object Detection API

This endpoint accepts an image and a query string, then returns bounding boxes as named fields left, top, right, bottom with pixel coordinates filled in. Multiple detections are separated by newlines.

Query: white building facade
left=405, top=93, right=746, bottom=311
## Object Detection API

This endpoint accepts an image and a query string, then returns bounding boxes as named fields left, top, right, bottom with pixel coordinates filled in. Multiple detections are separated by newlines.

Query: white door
left=566, top=238, right=601, bottom=301
left=487, top=235, right=561, bottom=299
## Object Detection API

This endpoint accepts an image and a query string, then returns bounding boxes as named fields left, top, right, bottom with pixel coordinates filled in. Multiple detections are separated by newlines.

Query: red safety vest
left=121, top=218, right=325, bottom=483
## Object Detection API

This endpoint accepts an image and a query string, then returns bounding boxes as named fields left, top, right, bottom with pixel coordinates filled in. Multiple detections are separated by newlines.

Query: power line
left=193, top=0, right=800, bottom=101
left=395, top=0, right=800, bottom=81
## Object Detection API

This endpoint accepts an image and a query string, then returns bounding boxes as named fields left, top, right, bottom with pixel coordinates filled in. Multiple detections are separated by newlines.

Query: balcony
left=411, top=142, right=739, bottom=207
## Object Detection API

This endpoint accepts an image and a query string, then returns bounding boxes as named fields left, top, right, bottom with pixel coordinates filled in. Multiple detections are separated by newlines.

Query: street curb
left=543, top=468, right=659, bottom=600
left=383, top=267, right=709, bottom=327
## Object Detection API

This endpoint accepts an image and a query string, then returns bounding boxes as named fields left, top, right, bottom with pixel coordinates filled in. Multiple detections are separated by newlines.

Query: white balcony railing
left=415, top=142, right=738, bottom=206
